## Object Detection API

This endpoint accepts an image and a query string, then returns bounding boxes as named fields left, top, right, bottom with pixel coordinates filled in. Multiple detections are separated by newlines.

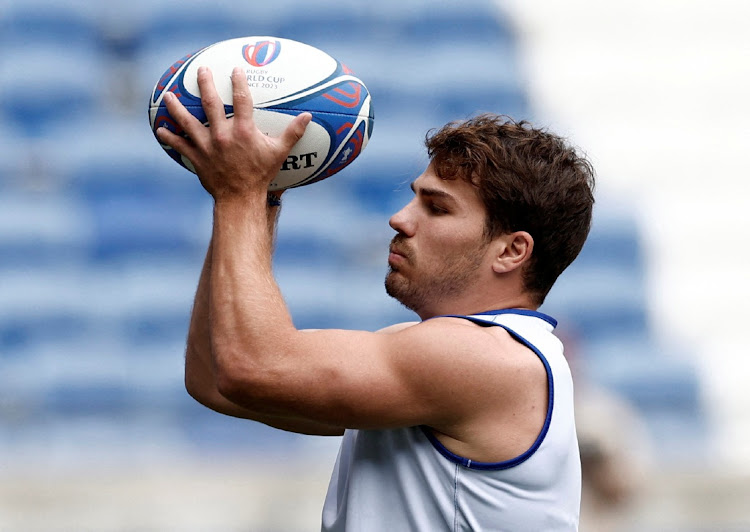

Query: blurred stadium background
left=0, top=0, right=748, bottom=530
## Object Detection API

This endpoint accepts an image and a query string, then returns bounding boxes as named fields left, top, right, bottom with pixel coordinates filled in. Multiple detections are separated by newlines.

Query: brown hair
left=426, top=114, right=595, bottom=305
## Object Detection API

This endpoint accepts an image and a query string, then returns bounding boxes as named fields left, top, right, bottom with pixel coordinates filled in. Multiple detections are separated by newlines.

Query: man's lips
left=388, top=244, right=409, bottom=266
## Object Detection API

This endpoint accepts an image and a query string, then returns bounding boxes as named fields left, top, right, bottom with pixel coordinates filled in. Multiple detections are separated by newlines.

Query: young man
left=157, top=66, right=595, bottom=531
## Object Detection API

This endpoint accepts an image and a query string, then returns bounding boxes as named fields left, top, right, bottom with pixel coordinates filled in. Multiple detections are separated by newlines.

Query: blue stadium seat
left=67, top=154, right=207, bottom=206
left=607, top=356, right=702, bottom=414
left=542, top=204, right=650, bottom=343
left=273, top=184, right=383, bottom=264
left=545, top=264, right=649, bottom=343
left=121, top=311, right=191, bottom=346
left=576, top=213, right=645, bottom=273
left=348, top=162, right=418, bottom=215
left=128, top=1, right=287, bottom=101
left=83, top=195, right=207, bottom=263
left=0, top=193, right=92, bottom=269
left=54, top=126, right=211, bottom=264
left=134, top=42, right=214, bottom=114
left=0, top=262, right=203, bottom=388
left=42, top=382, right=150, bottom=416
left=179, top=401, right=308, bottom=452
left=0, top=126, right=32, bottom=191
left=0, top=314, right=92, bottom=355
left=406, top=47, right=521, bottom=90
left=582, top=338, right=707, bottom=460
left=435, top=87, right=529, bottom=122
left=401, top=8, right=516, bottom=48
left=0, top=1, right=102, bottom=50
left=0, top=46, right=107, bottom=138
left=42, top=113, right=163, bottom=177
left=366, top=0, right=512, bottom=23
left=370, top=86, right=529, bottom=128
left=276, top=13, right=382, bottom=47
left=276, top=265, right=414, bottom=332
left=133, top=4, right=260, bottom=57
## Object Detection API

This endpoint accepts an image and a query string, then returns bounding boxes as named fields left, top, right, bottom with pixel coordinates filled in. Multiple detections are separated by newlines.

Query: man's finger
left=231, top=66, right=254, bottom=120
left=197, top=66, right=228, bottom=128
left=279, top=112, right=312, bottom=152
left=156, top=126, right=198, bottom=164
left=163, top=91, right=207, bottom=144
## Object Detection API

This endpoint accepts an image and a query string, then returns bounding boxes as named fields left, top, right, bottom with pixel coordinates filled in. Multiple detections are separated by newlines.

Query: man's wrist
left=213, top=191, right=266, bottom=211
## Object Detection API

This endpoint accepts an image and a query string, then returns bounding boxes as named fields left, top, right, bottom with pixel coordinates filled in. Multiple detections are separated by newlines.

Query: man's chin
left=385, top=274, right=421, bottom=313
left=384, top=271, right=405, bottom=300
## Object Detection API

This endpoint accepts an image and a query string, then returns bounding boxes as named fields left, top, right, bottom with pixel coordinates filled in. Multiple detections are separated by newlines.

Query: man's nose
left=388, top=201, right=416, bottom=237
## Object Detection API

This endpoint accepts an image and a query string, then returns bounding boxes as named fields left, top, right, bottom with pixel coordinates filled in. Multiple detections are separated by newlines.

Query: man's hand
left=156, top=66, right=312, bottom=201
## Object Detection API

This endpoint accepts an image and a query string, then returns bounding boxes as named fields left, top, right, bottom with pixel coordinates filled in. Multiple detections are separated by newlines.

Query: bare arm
left=182, top=154, right=343, bottom=434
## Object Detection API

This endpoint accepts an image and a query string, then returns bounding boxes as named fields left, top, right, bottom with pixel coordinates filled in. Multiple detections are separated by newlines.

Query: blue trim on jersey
left=420, top=316, right=555, bottom=471
left=468, top=308, right=558, bottom=328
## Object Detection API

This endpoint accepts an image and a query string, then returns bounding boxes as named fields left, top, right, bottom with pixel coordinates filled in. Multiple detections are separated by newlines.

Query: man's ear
left=491, top=231, right=534, bottom=274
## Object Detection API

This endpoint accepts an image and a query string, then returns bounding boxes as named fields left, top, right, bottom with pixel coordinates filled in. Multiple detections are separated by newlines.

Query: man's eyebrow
left=410, top=181, right=456, bottom=202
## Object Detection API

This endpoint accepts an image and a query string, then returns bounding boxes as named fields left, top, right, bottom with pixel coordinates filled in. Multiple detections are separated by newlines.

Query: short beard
left=384, top=248, right=485, bottom=316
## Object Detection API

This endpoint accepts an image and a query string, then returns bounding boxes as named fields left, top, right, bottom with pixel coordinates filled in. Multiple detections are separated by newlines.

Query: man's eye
left=428, top=203, right=447, bottom=214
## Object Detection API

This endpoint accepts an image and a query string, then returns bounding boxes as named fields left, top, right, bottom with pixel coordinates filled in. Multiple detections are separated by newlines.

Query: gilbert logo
left=282, top=151, right=318, bottom=171
left=242, top=40, right=282, bottom=67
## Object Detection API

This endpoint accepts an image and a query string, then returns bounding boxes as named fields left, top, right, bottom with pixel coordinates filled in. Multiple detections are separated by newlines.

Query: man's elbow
left=184, top=346, right=221, bottom=407
left=184, top=363, right=239, bottom=416
left=184, top=372, right=204, bottom=404
left=212, top=352, right=280, bottom=410
left=214, top=366, right=254, bottom=406
left=184, top=365, right=213, bottom=409
left=211, top=351, right=258, bottom=404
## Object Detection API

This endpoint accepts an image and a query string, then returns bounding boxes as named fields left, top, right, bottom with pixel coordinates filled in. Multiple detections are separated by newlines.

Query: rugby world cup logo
left=243, top=40, right=282, bottom=67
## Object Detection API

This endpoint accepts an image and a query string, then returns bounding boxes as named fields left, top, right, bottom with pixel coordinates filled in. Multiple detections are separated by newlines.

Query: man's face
left=385, top=165, right=491, bottom=317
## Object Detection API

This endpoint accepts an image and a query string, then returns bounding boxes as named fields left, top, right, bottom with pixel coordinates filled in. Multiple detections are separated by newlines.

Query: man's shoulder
left=377, top=317, right=526, bottom=366
left=377, top=317, right=502, bottom=338
left=375, top=321, right=420, bottom=334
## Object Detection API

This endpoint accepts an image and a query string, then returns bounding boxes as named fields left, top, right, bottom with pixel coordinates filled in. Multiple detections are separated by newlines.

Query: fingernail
left=164, top=92, right=174, bottom=102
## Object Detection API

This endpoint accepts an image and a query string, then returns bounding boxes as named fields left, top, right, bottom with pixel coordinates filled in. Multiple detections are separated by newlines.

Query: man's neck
left=415, top=293, right=536, bottom=321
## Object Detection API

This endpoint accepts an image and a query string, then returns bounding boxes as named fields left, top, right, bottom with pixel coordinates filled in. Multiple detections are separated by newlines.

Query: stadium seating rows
left=0, top=0, right=704, bottom=461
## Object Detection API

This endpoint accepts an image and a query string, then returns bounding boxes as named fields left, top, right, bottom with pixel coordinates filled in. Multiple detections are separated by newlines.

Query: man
left=157, top=66, right=595, bottom=531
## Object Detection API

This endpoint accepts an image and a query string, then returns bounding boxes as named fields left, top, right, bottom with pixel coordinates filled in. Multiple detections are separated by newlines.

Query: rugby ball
left=148, top=36, right=374, bottom=190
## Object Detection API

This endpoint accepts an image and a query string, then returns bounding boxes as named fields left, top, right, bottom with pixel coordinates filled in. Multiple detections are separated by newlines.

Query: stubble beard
left=384, top=244, right=487, bottom=315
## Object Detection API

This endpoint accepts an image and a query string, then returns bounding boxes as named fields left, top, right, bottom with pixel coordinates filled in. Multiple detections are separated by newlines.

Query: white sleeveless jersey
left=321, top=309, right=581, bottom=531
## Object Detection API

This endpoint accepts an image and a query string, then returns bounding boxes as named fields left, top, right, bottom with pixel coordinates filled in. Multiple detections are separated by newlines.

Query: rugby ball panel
left=253, top=109, right=332, bottom=190
left=181, top=37, right=341, bottom=108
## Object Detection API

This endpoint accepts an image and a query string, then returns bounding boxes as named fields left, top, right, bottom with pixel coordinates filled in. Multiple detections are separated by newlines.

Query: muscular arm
left=184, top=199, right=344, bottom=435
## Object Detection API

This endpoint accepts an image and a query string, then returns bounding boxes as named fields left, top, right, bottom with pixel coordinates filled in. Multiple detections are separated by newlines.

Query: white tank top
left=321, top=309, right=581, bottom=531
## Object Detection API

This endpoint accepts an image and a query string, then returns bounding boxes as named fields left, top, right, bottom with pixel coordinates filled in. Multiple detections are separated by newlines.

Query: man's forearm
left=208, top=193, right=296, bottom=403
left=184, top=238, right=215, bottom=394
left=186, top=196, right=283, bottom=395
